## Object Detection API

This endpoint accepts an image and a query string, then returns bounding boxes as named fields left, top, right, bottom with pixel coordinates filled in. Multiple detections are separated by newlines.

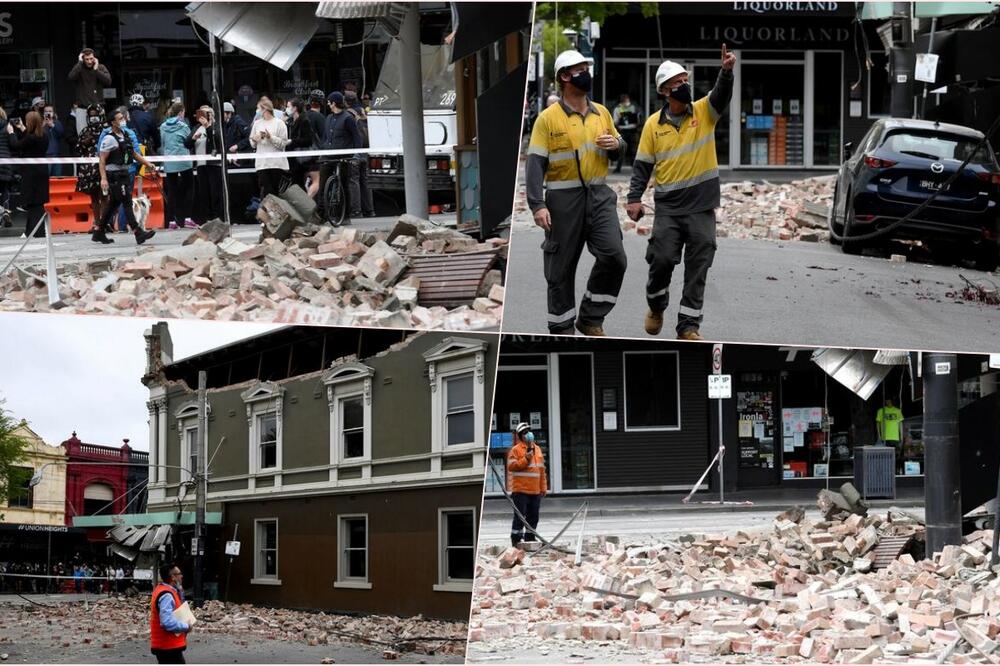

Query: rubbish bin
left=854, top=446, right=896, bottom=499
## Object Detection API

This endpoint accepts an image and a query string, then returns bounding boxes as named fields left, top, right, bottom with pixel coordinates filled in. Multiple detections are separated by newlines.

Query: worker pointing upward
left=526, top=50, right=628, bottom=337
left=628, top=44, right=735, bottom=341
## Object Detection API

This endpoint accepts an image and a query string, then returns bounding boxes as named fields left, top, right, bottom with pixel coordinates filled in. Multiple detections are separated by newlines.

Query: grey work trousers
left=541, top=184, right=627, bottom=333
left=645, top=208, right=717, bottom=334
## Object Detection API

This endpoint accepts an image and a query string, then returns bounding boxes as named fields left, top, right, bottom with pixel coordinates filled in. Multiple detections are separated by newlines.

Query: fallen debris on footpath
left=469, top=493, right=1000, bottom=664
left=0, top=597, right=467, bottom=658
left=0, top=209, right=505, bottom=330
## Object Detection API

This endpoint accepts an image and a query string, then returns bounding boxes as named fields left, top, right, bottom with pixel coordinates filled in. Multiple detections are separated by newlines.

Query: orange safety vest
left=506, top=441, right=548, bottom=495
left=149, top=583, right=187, bottom=650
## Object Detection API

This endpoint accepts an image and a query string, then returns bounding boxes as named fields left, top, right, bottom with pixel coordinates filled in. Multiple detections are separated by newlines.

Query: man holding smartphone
left=68, top=48, right=112, bottom=107
left=506, top=422, right=548, bottom=548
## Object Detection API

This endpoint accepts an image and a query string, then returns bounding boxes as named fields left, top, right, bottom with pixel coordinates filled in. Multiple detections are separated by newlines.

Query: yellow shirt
left=526, top=100, right=620, bottom=191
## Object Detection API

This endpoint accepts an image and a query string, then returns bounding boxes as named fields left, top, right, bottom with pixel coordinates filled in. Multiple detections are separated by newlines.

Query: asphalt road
left=502, top=225, right=1000, bottom=353
left=476, top=505, right=926, bottom=546
left=0, top=596, right=461, bottom=664
left=0, top=214, right=454, bottom=269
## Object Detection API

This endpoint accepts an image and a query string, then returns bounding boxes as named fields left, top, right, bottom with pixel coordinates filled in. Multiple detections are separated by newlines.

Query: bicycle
left=319, top=157, right=353, bottom=228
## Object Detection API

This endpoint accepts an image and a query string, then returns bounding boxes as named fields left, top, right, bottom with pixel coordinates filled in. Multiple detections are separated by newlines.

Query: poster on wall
left=737, top=388, right=775, bottom=469
left=509, top=412, right=521, bottom=430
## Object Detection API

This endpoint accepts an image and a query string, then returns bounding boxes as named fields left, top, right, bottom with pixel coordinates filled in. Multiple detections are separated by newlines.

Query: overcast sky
left=0, top=313, right=280, bottom=451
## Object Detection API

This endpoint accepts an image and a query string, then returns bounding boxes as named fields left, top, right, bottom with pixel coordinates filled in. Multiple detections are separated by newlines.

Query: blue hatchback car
left=829, top=118, right=1000, bottom=268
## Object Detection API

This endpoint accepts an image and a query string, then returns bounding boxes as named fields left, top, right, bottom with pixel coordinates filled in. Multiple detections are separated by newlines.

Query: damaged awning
left=315, top=1, right=410, bottom=35
left=72, top=511, right=223, bottom=528
left=186, top=2, right=323, bottom=70
left=107, top=524, right=172, bottom=561
left=811, top=348, right=896, bottom=400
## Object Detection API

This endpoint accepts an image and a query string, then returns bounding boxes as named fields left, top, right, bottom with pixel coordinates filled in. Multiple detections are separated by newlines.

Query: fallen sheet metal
left=812, top=348, right=892, bottom=400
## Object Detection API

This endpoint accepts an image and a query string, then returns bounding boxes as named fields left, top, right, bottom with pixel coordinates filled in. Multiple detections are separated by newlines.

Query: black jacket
left=10, top=130, right=49, bottom=205
left=223, top=114, right=251, bottom=154
left=0, top=118, right=14, bottom=183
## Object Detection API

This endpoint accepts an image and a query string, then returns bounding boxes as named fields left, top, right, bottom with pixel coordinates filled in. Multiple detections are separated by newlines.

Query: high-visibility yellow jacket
left=506, top=441, right=548, bottom=495
left=525, top=99, right=622, bottom=211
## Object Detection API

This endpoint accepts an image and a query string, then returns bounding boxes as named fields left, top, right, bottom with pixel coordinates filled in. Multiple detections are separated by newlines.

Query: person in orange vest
left=506, top=422, right=548, bottom=547
left=150, top=563, right=191, bottom=663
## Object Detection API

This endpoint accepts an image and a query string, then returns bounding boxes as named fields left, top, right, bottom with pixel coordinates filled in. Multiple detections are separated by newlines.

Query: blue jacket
left=323, top=110, right=362, bottom=152
left=128, top=106, right=159, bottom=152
left=45, top=120, right=65, bottom=157
left=98, top=126, right=142, bottom=176
left=159, top=116, right=193, bottom=173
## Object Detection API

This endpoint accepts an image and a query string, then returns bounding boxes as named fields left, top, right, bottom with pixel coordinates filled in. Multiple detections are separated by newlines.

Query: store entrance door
left=488, top=366, right=549, bottom=494
left=739, top=61, right=805, bottom=167
left=735, top=371, right=781, bottom=487
left=554, top=353, right=595, bottom=491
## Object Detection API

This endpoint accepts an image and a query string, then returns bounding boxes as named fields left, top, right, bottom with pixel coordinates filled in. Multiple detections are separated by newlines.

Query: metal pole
left=399, top=5, right=429, bottom=217
left=923, top=352, right=961, bottom=556
left=46, top=530, right=52, bottom=594
left=193, top=370, right=207, bottom=607
left=992, top=465, right=1000, bottom=568
left=208, top=32, right=232, bottom=228
left=224, top=523, right=237, bottom=604
left=920, top=18, right=937, bottom=120
left=718, top=398, right=724, bottom=503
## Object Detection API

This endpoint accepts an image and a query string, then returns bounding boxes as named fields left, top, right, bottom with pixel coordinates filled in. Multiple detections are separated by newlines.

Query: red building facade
left=61, top=432, right=131, bottom=525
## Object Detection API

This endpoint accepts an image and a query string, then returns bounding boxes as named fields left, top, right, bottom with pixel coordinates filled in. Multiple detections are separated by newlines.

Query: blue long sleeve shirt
left=156, top=586, right=190, bottom=633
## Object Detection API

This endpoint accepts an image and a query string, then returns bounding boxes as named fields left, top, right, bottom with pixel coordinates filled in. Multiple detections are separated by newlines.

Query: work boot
left=91, top=227, right=114, bottom=244
left=511, top=534, right=521, bottom=548
left=134, top=228, right=156, bottom=245
left=644, top=309, right=664, bottom=335
left=678, top=329, right=704, bottom=341
left=575, top=320, right=606, bottom=337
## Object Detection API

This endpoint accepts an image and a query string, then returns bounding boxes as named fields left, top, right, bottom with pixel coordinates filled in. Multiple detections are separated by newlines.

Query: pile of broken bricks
left=0, top=596, right=467, bottom=658
left=470, top=499, right=1000, bottom=663
left=513, top=174, right=836, bottom=244
left=0, top=195, right=506, bottom=330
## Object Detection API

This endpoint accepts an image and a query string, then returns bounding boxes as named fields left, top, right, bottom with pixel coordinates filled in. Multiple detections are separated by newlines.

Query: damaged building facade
left=140, top=322, right=495, bottom=620
left=488, top=337, right=1000, bottom=496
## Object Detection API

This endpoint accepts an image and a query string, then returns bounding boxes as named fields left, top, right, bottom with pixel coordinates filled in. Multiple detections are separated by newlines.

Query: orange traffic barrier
left=44, top=176, right=167, bottom=232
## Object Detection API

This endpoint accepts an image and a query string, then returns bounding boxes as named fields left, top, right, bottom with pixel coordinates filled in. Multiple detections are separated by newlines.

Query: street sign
left=712, top=344, right=723, bottom=374
left=225, top=540, right=241, bottom=557
left=708, top=374, right=732, bottom=399
left=134, top=569, right=153, bottom=580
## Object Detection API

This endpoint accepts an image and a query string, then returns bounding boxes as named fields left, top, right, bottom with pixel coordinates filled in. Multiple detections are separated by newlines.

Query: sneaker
left=135, top=229, right=156, bottom=245
left=168, top=221, right=179, bottom=230
left=677, top=329, right=704, bottom=341
left=575, top=320, right=606, bottom=337
left=644, top=309, right=664, bottom=335
left=182, top=219, right=199, bottom=229
left=91, top=229, right=114, bottom=244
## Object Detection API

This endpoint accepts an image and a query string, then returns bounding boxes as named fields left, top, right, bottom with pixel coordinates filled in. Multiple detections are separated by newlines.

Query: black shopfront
left=490, top=336, right=1000, bottom=497
left=593, top=2, right=875, bottom=170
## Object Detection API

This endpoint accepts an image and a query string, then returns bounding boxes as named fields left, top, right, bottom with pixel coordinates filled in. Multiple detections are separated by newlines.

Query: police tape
left=0, top=572, right=142, bottom=581
left=0, top=145, right=438, bottom=166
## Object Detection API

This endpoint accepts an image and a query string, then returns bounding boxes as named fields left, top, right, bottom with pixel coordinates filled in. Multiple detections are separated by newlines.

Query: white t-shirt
left=249, top=116, right=290, bottom=171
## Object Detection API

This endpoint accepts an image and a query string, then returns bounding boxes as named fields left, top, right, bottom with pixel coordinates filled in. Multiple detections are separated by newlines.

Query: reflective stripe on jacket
left=506, top=441, right=547, bottom=495
left=150, top=583, right=187, bottom=650
left=634, top=96, right=720, bottom=195
left=527, top=100, right=620, bottom=191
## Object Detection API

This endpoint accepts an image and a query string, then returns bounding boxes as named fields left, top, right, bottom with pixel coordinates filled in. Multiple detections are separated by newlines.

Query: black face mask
left=668, top=82, right=692, bottom=105
left=568, top=70, right=592, bottom=94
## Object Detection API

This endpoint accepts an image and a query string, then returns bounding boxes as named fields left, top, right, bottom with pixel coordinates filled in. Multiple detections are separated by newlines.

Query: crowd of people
left=0, top=46, right=378, bottom=243
left=0, top=558, right=141, bottom=595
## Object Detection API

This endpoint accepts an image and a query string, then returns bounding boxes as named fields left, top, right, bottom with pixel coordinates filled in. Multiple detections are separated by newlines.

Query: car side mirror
left=843, top=141, right=853, bottom=159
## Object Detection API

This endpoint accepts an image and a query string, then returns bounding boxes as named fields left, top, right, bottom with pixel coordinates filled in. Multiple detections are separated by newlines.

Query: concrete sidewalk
left=482, top=485, right=925, bottom=519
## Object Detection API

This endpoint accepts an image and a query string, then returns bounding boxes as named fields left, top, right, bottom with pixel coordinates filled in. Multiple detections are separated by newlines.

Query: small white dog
left=132, top=193, right=151, bottom=227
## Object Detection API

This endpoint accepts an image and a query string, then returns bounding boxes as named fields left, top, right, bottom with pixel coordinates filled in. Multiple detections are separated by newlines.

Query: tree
left=534, top=3, right=662, bottom=30
left=0, top=400, right=30, bottom=513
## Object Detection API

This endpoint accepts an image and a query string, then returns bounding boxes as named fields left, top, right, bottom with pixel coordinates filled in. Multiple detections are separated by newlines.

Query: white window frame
left=254, top=411, right=279, bottom=472
left=251, top=518, right=281, bottom=585
left=443, top=372, right=476, bottom=448
left=622, top=351, right=682, bottom=432
left=425, top=337, right=488, bottom=455
left=174, top=401, right=205, bottom=483
left=323, top=363, right=374, bottom=466
left=241, top=382, right=285, bottom=475
left=335, top=513, right=371, bottom=589
left=434, top=506, right=476, bottom=593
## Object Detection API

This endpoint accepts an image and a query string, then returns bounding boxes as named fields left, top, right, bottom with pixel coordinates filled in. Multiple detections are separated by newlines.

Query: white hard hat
left=514, top=422, right=531, bottom=435
left=655, top=60, right=688, bottom=90
left=553, top=50, right=594, bottom=76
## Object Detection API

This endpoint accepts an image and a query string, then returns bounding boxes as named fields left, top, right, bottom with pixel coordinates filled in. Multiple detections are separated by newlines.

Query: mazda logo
left=931, top=163, right=944, bottom=173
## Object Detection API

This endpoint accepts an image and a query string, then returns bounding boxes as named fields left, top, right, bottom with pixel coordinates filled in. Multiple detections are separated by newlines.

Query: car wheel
left=840, top=190, right=863, bottom=256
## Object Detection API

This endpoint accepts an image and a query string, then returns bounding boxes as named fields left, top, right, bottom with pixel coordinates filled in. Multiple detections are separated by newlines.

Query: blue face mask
left=525, top=432, right=535, bottom=443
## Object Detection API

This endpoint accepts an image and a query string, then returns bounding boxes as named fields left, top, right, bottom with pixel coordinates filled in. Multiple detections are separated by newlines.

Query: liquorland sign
left=699, top=24, right=851, bottom=44
left=731, top=1, right=842, bottom=12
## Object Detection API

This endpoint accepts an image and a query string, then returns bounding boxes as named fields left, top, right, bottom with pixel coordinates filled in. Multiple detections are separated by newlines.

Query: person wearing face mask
left=94, top=109, right=157, bottom=245
left=627, top=45, right=736, bottom=341
left=525, top=50, right=627, bottom=337
left=506, top=422, right=547, bottom=548
left=75, top=104, right=110, bottom=229
left=97, top=106, right=143, bottom=232
left=284, top=98, right=316, bottom=192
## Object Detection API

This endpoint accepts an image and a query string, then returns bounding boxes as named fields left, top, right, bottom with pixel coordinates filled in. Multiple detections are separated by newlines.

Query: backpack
left=346, top=108, right=369, bottom=148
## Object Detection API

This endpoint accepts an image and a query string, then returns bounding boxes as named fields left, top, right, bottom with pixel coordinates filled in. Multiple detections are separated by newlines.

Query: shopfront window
left=489, top=365, right=549, bottom=493
left=812, top=52, right=843, bottom=166
left=623, top=352, right=680, bottom=431
left=0, top=50, right=51, bottom=118
left=740, top=62, right=804, bottom=166
left=558, top=354, right=594, bottom=490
